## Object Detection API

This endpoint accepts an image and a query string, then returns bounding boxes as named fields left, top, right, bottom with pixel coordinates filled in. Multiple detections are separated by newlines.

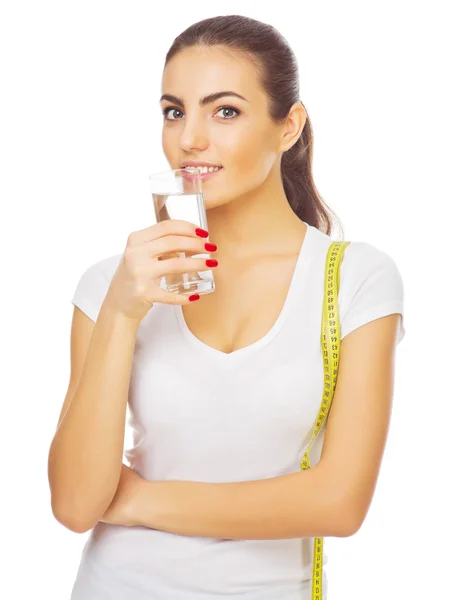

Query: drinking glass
left=149, top=168, right=216, bottom=296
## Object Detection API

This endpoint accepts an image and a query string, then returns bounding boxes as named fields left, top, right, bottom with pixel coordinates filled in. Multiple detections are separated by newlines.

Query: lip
left=182, top=167, right=223, bottom=183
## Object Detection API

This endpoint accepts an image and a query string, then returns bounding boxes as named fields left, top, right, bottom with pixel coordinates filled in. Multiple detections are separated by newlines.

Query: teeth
left=184, top=165, right=221, bottom=174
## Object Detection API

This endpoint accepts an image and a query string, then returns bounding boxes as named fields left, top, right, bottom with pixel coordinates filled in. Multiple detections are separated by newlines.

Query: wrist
left=131, top=478, right=155, bottom=528
left=98, top=300, right=141, bottom=332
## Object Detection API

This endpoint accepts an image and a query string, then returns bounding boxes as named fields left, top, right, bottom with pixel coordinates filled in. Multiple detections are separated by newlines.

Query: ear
left=279, top=103, right=307, bottom=152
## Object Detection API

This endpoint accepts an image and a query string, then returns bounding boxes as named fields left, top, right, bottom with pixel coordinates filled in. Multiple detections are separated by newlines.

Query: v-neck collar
left=173, top=221, right=314, bottom=366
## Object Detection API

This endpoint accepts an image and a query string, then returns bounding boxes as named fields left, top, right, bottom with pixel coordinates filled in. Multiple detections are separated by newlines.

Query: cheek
left=162, top=128, right=177, bottom=162
left=219, top=128, right=268, bottom=174
left=231, top=131, right=275, bottom=185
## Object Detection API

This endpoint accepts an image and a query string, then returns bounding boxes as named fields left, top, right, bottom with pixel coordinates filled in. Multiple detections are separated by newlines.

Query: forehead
left=161, top=46, right=263, bottom=103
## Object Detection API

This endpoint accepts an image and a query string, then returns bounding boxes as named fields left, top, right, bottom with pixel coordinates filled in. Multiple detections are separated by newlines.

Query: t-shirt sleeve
left=71, top=259, right=112, bottom=323
left=338, top=242, right=405, bottom=344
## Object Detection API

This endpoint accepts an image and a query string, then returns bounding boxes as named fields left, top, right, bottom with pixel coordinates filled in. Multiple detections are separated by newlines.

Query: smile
left=182, top=167, right=224, bottom=182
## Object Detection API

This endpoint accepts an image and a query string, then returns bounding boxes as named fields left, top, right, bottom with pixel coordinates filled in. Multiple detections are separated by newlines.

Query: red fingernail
left=205, top=243, right=217, bottom=251
left=195, top=228, right=209, bottom=238
left=189, top=294, right=200, bottom=302
left=206, top=259, right=218, bottom=267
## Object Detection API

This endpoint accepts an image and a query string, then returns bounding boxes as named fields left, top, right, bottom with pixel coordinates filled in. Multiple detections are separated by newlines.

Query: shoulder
left=81, top=253, right=122, bottom=279
left=71, top=253, right=123, bottom=322
left=338, top=241, right=405, bottom=343
left=310, top=225, right=403, bottom=288
left=308, top=225, right=405, bottom=342
left=73, top=253, right=123, bottom=287
left=341, top=240, right=402, bottom=284
left=340, top=241, right=403, bottom=294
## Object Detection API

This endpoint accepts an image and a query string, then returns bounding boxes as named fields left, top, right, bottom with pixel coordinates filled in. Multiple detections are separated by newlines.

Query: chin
left=204, top=196, right=222, bottom=210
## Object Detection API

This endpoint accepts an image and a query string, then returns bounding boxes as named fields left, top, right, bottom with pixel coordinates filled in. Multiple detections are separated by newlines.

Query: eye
left=162, top=107, right=183, bottom=120
left=162, top=105, right=240, bottom=121
left=216, top=106, right=240, bottom=119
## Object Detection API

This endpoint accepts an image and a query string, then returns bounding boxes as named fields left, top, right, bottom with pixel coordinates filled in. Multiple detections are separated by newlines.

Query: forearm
left=49, top=302, right=139, bottom=531
left=135, top=465, right=351, bottom=540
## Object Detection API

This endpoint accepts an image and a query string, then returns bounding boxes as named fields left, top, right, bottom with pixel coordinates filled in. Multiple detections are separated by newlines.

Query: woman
left=48, top=14, right=405, bottom=600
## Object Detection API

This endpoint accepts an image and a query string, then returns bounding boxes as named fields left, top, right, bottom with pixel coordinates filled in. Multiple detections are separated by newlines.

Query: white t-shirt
left=69, top=221, right=405, bottom=600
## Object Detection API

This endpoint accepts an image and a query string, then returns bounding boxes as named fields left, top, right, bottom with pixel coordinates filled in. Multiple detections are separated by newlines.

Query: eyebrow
left=159, top=91, right=249, bottom=108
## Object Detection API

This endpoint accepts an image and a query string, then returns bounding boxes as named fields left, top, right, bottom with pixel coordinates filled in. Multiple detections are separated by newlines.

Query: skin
left=158, top=44, right=309, bottom=355
left=160, top=45, right=308, bottom=263
left=97, top=45, right=402, bottom=542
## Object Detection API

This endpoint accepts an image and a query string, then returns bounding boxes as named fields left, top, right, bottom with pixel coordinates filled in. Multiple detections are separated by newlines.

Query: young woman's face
left=160, top=46, right=284, bottom=209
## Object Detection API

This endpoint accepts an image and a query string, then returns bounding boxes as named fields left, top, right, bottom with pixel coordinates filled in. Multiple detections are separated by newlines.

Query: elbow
left=333, top=495, right=365, bottom=537
left=313, top=463, right=363, bottom=537
left=51, top=498, right=97, bottom=534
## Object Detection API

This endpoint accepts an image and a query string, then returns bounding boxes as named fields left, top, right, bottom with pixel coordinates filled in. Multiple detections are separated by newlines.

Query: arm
left=48, top=302, right=139, bottom=533
left=317, top=313, right=402, bottom=532
left=130, top=314, right=400, bottom=540
left=133, top=464, right=351, bottom=540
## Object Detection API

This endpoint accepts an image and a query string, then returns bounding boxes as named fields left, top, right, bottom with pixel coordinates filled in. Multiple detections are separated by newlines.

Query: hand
left=99, top=464, right=145, bottom=527
left=105, top=219, right=218, bottom=323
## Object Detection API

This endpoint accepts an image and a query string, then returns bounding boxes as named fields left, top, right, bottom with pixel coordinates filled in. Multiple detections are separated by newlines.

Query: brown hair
left=164, top=14, right=344, bottom=239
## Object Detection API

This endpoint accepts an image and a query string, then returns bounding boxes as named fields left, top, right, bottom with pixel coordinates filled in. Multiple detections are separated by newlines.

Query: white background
left=1, top=1, right=450, bottom=599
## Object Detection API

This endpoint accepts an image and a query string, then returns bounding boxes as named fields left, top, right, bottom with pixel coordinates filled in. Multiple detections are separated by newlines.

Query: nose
left=179, top=115, right=209, bottom=152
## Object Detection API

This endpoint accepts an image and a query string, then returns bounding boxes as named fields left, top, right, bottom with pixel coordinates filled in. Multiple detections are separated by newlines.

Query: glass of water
left=149, top=168, right=216, bottom=297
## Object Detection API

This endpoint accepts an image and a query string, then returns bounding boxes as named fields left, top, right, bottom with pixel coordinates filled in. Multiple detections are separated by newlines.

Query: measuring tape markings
left=300, top=240, right=350, bottom=600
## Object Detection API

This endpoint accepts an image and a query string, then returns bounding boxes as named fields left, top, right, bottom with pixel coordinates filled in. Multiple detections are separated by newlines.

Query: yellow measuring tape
left=300, top=239, right=350, bottom=600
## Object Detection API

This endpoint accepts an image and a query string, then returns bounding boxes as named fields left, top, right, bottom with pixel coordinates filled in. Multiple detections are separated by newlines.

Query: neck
left=205, top=167, right=306, bottom=263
